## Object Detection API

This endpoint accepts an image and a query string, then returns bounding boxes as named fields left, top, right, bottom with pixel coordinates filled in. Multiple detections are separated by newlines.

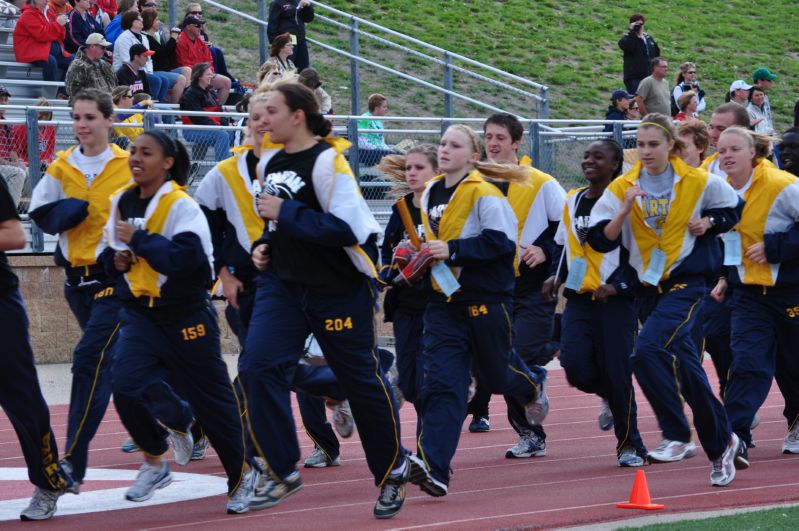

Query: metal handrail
left=309, top=1, right=547, bottom=92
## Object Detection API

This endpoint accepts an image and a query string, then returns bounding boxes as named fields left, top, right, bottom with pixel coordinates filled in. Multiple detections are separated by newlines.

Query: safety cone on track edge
left=617, top=469, right=665, bottom=510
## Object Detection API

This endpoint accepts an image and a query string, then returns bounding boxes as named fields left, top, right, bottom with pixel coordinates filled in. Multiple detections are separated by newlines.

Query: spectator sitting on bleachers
left=357, top=93, right=398, bottom=166
left=88, top=0, right=114, bottom=27
left=111, top=85, right=151, bottom=143
left=262, top=32, right=296, bottom=78
left=11, top=96, right=56, bottom=166
left=103, top=0, right=135, bottom=44
left=179, top=62, right=231, bottom=162
left=13, top=0, right=74, bottom=96
left=298, top=68, right=332, bottom=114
left=64, top=0, right=103, bottom=53
left=181, top=3, right=239, bottom=91
left=175, top=16, right=230, bottom=104
left=115, top=42, right=150, bottom=94
left=65, top=32, right=116, bottom=99
left=141, top=8, right=189, bottom=83
left=0, top=84, right=28, bottom=206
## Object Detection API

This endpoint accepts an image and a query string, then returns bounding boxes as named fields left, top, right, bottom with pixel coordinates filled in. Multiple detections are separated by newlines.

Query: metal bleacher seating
left=0, top=25, right=63, bottom=98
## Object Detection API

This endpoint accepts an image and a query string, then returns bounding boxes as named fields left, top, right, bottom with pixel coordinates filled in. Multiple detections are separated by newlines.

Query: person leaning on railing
left=178, top=62, right=231, bottom=162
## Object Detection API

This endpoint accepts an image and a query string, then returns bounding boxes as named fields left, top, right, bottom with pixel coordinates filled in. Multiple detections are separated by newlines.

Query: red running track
left=1, top=361, right=798, bottom=530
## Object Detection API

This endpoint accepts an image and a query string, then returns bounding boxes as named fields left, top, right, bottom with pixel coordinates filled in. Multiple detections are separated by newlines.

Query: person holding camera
left=672, top=62, right=706, bottom=117
left=617, top=13, right=660, bottom=95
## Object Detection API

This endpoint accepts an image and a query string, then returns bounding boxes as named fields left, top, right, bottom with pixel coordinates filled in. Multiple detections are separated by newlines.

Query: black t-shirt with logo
left=426, top=174, right=466, bottom=238
left=0, top=179, right=20, bottom=292
left=118, top=188, right=154, bottom=231
left=262, top=142, right=374, bottom=294
left=573, top=189, right=600, bottom=245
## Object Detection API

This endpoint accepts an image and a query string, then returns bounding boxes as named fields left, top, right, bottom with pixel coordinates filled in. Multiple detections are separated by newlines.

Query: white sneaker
left=505, top=431, right=546, bottom=458
left=328, top=400, right=355, bottom=439
left=226, top=471, right=255, bottom=514
left=167, top=427, right=194, bottom=466
left=598, top=399, right=614, bottom=431
left=618, top=446, right=646, bottom=467
left=524, top=378, right=549, bottom=426
left=20, top=487, right=61, bottom=521
left=647, top=439, right=696, bottom=463
left=303, top=447, right=341, bottom=468
left=710, top=433, right=740, bottom=487
left=125, top=462, right=173, bottom=502
left=782, top=423, right=799, bottom=454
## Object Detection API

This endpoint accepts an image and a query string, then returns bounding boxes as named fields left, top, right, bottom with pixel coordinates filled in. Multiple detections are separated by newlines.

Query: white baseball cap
left=729, top=79, right=752, bottom=94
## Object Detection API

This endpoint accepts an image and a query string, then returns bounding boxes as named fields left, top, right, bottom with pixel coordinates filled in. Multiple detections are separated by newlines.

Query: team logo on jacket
left=263, top=170, right=306, bottom=199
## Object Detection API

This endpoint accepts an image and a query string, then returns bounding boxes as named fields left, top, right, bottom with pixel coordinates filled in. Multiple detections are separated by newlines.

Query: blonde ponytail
left=475, top=161, right=530, bottom=183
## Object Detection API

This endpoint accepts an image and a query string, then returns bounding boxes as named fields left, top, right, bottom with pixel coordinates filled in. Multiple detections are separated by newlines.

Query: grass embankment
left=624, top=504, right=799, bottom=530
left=198, top=0, right=797, bottom=129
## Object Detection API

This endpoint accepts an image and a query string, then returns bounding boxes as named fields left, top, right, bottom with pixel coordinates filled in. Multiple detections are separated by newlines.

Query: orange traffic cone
left=617, top=470, right=665, bottom=510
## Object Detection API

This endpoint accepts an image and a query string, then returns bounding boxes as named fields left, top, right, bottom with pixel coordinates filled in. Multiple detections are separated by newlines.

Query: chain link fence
left=3, top=104, right=644, bottom=252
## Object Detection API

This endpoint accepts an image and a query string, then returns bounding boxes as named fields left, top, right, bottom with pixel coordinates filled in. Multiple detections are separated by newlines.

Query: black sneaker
left=734, top=440, right=750, bottom=470
left=373, top=461, right=409, bottom=519
left=468, top=415, right=490, bottom=433
left=407, top=454, right=447, bottom=497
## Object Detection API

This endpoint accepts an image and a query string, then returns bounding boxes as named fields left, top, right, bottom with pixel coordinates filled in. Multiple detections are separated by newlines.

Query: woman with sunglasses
left=672, top=62, right=706, bottom=117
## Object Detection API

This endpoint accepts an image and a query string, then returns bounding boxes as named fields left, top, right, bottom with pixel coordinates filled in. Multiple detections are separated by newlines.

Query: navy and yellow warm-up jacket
left=588, top=157, right=742, bottom=285
left=28, top=144, right=131, bottom=273
left=726, top=160, right=799, bottom=288
left=421, top=170, right=518, bottom=303
left=101, top=180, right=214, bottom=309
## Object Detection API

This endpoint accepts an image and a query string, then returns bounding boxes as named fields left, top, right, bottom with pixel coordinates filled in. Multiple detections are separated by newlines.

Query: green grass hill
left=200, top=0, right=797, bottom=130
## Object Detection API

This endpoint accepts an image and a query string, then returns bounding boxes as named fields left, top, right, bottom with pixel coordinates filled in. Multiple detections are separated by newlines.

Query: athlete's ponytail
left=141, top=131, right=191, bottom=186
left=445, top=124, right=528, bottom=183
left=273, top=83, right=332, bottom=138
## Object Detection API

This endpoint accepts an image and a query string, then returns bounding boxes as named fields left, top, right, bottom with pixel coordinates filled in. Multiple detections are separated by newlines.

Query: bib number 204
left=325, top=317, right=353, bottom=332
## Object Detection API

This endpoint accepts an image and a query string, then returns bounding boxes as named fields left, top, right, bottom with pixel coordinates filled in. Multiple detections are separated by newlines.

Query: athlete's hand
left=427, top=240, right=450, bottom=260
left=541, top=275, right=559, bottom=302
left=520, top=244, right=546, bottom=268
left=621, top=185, right=645, bottom=215
left=114, top=250, right=132, bottom=272
left=687, top=216, right=711, bottom=236
left=593, top=283, right=618, bottom=302
left=219, top=267, right=244, bottom=309
left=710, top=277, right=727, bottom=303
left=745, top=242, right=767, bottom=264
left=116, top=221, right=136, bottom=244
left=252, top=244, right=270, bottom=271
left=256, top=193, right=283, bottom=220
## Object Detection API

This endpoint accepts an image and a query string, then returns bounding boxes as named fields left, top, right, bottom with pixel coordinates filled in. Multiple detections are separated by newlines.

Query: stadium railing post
left=612, top=121, right=623, bottom=146
left=167, top=0, right=176, bottom=34
left=349, top=17, right=360, bottom=116
left=26, top=107, right=43, bottom=252
left=530, top=120, right=540, bottom=169
left=443, top=52, right=453, bottom=120
left=539, top=86, right=549, bottom=120
left=144, top=110, right=156, bottom=133
left=347, top=117, right=361, bottom=182
left=258, top=0, right=268, bottom=65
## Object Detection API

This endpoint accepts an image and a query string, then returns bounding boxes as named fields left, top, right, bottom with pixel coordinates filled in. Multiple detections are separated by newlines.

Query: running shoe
left=598, top=398, right=614, bottom=431
left=167, top=427, right=194, bottom=466
left=468, top=415, right=490, bottom=433
left=125, top=462, right=173, bottom=502
left=505, top=431, right=547, bottom=459
left=328, top=400, right=355, bottom=439
left=734, top=440, right=750, bottom=470
left=407, top=454, right=447, bottom=497
left=250, top=470, right=303, bottom=510
left=20, top=487, right=62, bottom=521
left=226, top=471, right=255, bottom=514
left=647, top=439, right=696, bottom=463
left=525, top=378, right=549, bottom=426
left=191, top=436, right=210, bottom=461
left=782, top=423, right=799, bottom=454
left=59, top=459, right=80, bottom=495
left=121, top=436, right=140, bottom=453
left=710, top=433, right=740, bottom=487
left=618, top=446, right=646, bottom=467
left=303, top=447, right=340, bottom=468
left=374, top=459, right=410, bottom=519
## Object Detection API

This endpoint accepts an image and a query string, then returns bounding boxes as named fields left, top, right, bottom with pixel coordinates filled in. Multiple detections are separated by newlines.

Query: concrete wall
left=10, top=255, right=242, bottom=364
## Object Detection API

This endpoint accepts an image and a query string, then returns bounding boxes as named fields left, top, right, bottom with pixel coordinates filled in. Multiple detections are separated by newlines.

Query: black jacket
left=267, top=0, right=314, bottom=42
left=144, top=33, right=177, bottom=72
left=604, top=107, right=627, bottom=132
left=618, top=30, right=660, bottom=82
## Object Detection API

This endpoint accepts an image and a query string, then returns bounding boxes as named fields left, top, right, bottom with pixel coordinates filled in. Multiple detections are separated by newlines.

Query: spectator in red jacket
left=175, top=16, right=230, bottom=104
left=12, top=97, right=57, bottom=165
left=13, top=0, right=74, bottom=95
